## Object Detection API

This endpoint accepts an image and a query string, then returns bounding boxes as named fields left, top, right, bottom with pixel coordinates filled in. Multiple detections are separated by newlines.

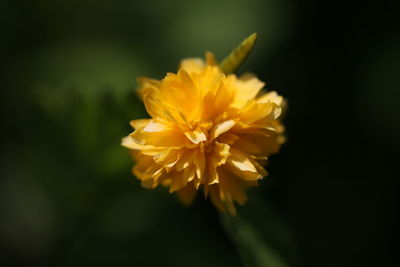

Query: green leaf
left=219, top=33, right=258, bottom=74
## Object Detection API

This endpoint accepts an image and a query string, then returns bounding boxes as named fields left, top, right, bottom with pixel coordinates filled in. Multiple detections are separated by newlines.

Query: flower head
left=122, top=52, right=285, bottom=214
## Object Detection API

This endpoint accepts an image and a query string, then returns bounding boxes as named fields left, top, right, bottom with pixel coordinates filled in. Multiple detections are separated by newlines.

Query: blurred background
left=1, top=0, right=399, bottom=266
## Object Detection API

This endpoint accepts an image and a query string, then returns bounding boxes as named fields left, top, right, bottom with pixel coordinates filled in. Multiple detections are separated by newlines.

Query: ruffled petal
left=231, top=76, right=265, bottom=108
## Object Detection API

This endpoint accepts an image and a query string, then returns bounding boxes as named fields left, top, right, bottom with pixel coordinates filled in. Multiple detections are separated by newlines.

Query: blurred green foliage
left=221, top=194, right=296, bottom=267
left=1, top=0, right=297, bottom=266
left=1, top=0, right=399, bottom=266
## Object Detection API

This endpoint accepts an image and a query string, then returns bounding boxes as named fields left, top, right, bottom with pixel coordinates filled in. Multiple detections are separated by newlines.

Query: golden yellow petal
left=248, top=157, right=268, bottom=178
left=184, top=129, right=207, bottom=144
left=141, top=178, right=158, bottom=189
left=201, top=70, right=235, bottom=120
left=122, top=136, right=162, bottom=156
left=227, top=152, right=257, bottom=173
left=175, top=149, right=195, bottom=172
left=132, top=154, right=163, bottom=181
left=129, top=119, right=151, bottom=129
left=204, top=142, right=231, bottom=190
left=232, top=130, right=283, bottom=156
left=213, top=142, right=230, bottom=167
left=217, top=132, right=239, bottom=145
left=231, top=77, right=265, bottom=108
left=193, top=149, right=205, bottom=181
left=225, top=149, right=261, bottom=181
left=169, top=171, right=187, bottom=193
left=158, top=69, right=202, bottom=123
left=137, top=77, right=161, bottom=100
left=130, top=127, right=189, bottom=148
left=239, top=101, right=276, bottom=125
left=143, top=120, right=169, bottom=132
left=183, top=165, right=196, bottom=183
left=205, top=51, right=217, bottom=66
left=210, top=120, right=235, bottom=140
left=143, top=92, right=165, bottom=120
left=206, top=163, right=219, bottom=185
left=121, top=136, right=139, bottom=149
left=219, top=168, right=248, bottom=205
left=176, top=183, right=197, bottom=206
left=179, top=58, right=206, bottom=73
left=154, top=148, right=181, bottom=170
left=209, top=186, right=227, bottom=212
left=257, top=91, right=283, bottom=105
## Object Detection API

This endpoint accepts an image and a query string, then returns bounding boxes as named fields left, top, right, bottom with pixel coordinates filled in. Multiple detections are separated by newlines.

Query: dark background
left=1, top=0, right=399, bottom=266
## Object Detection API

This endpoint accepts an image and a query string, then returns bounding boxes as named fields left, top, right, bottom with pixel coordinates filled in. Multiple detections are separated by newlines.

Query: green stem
left=220, top=212, right=290, bottom=267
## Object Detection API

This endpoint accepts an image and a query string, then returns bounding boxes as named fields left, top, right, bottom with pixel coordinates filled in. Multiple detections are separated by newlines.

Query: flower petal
left=226, top=149, right=262, bottom=181
left=169, top=171, right=187, bottom=193
left=232, top=130, right=284, bottom=156
left=231, top=77, right=265, bottom=108
left=130, top=119, right=151, bottom=129
left=176, top=183, right=197, bottom=205
left=219, top=168, right=248, bottom=205
left=130, top=123, right=190, bottom=148
left=210, top=120, right=235, bottom=140
left=184, top=129, right=207, bottom=144
left=180, top=58, right=206, bottom=73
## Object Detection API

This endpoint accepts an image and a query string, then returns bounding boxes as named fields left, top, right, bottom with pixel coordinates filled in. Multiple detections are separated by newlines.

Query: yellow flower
left=122, top=52, right=285, bottom=214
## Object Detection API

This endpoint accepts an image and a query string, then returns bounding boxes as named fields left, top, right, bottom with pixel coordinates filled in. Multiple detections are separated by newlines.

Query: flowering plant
left=122, top=34, right=285, bottom=214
